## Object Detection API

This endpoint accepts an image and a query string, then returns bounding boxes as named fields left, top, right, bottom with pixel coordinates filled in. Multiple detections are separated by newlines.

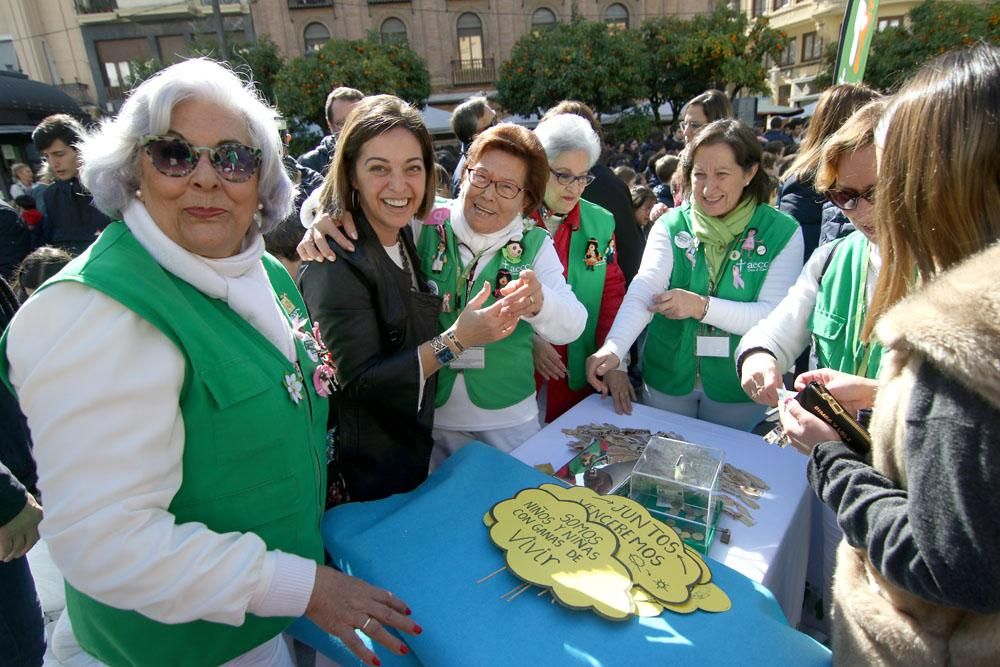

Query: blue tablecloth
left=290, top=443, right=831, bottom=666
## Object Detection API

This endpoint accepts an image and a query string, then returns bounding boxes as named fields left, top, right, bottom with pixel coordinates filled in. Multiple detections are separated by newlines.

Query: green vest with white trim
left=0, top=222, right=327, bottom=667
left=563, top=199, right=614, bottom=391
left=809, top=231, right=883, bottom=379
left=643, top=203, right=799, bottom=403
left=417, top=212, right=547, bottom=410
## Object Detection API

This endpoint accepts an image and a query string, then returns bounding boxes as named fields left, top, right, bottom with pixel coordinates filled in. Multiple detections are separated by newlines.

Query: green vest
left=417, top=212, right=547, bottom=409
left=808, top=231, right=882, bottom=379
left=0, top=223, right=327, bottom=667
left=643, top=204, right=799, bottom=403
left=563, top=199, right=614, bottom=391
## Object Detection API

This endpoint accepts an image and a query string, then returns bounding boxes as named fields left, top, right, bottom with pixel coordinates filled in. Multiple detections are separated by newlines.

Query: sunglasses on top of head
left=141, top=135, right=262, bottom=183
left=825, top=185, right=876, bottom=211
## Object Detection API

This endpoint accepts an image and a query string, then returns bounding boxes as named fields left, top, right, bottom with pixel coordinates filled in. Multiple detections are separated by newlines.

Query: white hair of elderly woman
left=78, top=58, right=294, bottom=233
left=533, top=112, right=601, bottom=168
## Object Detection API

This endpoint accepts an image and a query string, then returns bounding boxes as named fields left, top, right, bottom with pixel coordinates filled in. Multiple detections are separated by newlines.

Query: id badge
left=449, top=346, right=485, bottom=369
left=696, top=335, right=730, bottom=358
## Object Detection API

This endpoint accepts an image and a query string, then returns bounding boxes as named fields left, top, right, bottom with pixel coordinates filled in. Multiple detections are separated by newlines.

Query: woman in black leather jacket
left=299, top=96, right=515, bottom=503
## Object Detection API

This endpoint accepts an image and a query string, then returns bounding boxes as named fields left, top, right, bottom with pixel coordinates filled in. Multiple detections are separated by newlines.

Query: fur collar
left=875, top=242, right=1000, bottom=411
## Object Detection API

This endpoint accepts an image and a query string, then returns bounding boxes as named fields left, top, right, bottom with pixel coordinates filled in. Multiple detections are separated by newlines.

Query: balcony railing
left=451, top=58, right=494, bottom=87
left=74, top=0, right=117, bottom=13
left=288, top=0, right=333, bottom=7
left=368, top=0, right=409, bottom=4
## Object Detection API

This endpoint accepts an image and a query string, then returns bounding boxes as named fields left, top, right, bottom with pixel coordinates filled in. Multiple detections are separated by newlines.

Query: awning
left=0, top=70, right=83, bottom=126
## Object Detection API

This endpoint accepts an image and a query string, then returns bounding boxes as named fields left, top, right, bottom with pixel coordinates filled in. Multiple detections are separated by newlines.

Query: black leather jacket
left=299, top=214, right=441, bottom=502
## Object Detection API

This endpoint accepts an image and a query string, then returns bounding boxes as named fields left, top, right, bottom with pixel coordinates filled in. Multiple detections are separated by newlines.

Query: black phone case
left=796, top=381, right=872, bottom=455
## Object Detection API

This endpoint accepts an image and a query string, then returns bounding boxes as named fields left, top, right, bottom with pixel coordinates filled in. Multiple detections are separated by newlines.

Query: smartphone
left=795, top=381, right=872, bottom=455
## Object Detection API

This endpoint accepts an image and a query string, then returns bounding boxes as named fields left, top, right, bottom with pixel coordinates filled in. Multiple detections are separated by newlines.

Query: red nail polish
left=372, top=658, right=381, bottom=667
left=400, top=645, right=409, bottom=655
left=413, top=624, right=423, bottom=634
left=405, top=607, right=412, bottom=616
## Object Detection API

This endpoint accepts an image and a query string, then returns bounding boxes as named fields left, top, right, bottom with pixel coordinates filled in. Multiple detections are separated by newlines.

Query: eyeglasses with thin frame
left=825, top=185, right=876, bottom=211
left=549, top=168, right=596, bottom=189
left=141, top=135, right=262, bottom=183
left=465, top=167, right=525, bottom=199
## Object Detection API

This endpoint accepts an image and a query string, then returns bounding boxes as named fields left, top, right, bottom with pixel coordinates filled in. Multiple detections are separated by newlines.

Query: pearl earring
left=135, top=189, right=142, bottom=200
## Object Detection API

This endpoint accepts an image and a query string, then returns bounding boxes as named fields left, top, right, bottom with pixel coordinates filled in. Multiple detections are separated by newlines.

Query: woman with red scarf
left=531, top=114, right=629, bottom=421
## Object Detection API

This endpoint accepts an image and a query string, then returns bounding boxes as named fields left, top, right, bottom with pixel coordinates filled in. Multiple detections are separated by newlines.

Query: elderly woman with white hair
left=530, top=113, right=629, bottom=420
left=0, top=59, right=417, bottom=667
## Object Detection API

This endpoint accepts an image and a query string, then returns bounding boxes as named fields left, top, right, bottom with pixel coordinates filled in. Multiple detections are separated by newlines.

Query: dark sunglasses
left=826, top=185, right=875, bottom=211
left=141, top=135, right=262, bottom=183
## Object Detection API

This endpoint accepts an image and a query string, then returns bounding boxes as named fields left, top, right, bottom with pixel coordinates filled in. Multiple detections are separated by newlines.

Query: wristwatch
left=445, top=330, right=466, bottom=354
left=431, top=335, right=456, bottom=365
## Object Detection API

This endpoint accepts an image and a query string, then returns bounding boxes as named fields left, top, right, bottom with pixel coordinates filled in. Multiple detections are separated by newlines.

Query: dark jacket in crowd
left=41, top=177, right=111, bottom=256
left=299, top=215, right=440, bottom=503
left=297, top=135, right=336, bottom=179
left=777, top=173, right=824, bottom=261
left=818, top=202, right=855, bottom=246
left=583, top=164, right=643, bottom=284
left=764, top=129, right=794, bottom=145
left=1, top=202, right=32, bottom=282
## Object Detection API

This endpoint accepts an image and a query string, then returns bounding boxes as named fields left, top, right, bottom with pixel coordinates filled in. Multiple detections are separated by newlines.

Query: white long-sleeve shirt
left=432, top=200, right=587, bottom=431
left=4, top=206, right=317, bottom=661
left=735, top=237, right=881, bottom=371
left=598, top=213, right=805, bottom=364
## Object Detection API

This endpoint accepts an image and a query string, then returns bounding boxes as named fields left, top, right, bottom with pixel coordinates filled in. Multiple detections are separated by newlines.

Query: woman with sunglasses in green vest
left=737, top=98, right=886, bottom=407
left=587, top=120, right=803, bottom=431
left=530, top=113, right=629, bottom=420
left=0, top=60, right=417, bottom=667
left=736, top=98, right=885, bottom=638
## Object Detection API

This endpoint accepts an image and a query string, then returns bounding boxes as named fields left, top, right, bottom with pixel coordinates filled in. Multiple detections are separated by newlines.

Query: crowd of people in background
left=2, top=42, right=999, bottom=667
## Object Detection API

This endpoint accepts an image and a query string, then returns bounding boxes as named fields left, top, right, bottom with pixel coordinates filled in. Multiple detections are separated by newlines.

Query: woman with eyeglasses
left=777, top=84, right=880, bottom=260
left=1, top=60, right=419, bottom=667
left=298, top=95, right=519, bottom=504
left=529, top=113, right=629, bottom=420
left=302, top=123, right=586, bottom=464
left=587, top=119, right=803, bottom=431
left=737, top=98, right=886, bottom=407
left=679, top=90, right=733, bottom=146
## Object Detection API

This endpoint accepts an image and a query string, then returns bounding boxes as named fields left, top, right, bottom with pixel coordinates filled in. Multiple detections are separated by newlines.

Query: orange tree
left=274, top=34, right=431, bottom=126
left=639, top=6, right=788, bottom=125
left=496, top=14, right=645, bottom=116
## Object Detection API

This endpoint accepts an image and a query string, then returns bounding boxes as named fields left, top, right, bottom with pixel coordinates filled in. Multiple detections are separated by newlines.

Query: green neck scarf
left=690, top=197, right=757, bottom=284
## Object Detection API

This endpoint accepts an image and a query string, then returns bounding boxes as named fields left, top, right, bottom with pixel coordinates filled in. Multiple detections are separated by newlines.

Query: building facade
left=738, top=0, right=980, bottom=107
left=1, top=0, right=99, bottom=113
left=252, top=0, right=719, bottom=102
left=72, top=0, right=254, bottom=112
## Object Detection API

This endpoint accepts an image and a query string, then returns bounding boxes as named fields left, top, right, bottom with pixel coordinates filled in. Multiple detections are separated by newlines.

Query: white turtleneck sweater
left=5, top=202, right=314, bottom=665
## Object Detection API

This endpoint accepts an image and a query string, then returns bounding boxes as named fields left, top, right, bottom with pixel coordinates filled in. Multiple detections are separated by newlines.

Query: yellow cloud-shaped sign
left=539, top=484, right=703, bottom=605
left=488, top=487, right=635, bottom=620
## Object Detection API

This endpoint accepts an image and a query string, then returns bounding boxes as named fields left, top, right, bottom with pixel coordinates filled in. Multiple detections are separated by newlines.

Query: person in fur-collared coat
left=777, top=45, right=1000, bottom=666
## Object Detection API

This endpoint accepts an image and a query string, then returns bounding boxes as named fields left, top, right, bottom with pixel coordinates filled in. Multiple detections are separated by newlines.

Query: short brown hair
left=318, top=94, right=435, bottom=221
left=465, top=123, right=548, bottom=216
left=682, top=119, right=770, bottom=206
left=540, top=100, right=601, bottom=137
left=683, top=90, right=733, bottom=124
left=325, top=86, right=364, bottom=125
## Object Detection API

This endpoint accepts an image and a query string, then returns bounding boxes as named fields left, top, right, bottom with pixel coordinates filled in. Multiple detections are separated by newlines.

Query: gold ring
left=529, top=295, right=536, bottom=305
left=361, top=616, right=373, bottom=632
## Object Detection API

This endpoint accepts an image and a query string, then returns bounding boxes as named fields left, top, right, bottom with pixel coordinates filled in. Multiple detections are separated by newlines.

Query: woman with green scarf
left=586, top=120, right=803, bottom=430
